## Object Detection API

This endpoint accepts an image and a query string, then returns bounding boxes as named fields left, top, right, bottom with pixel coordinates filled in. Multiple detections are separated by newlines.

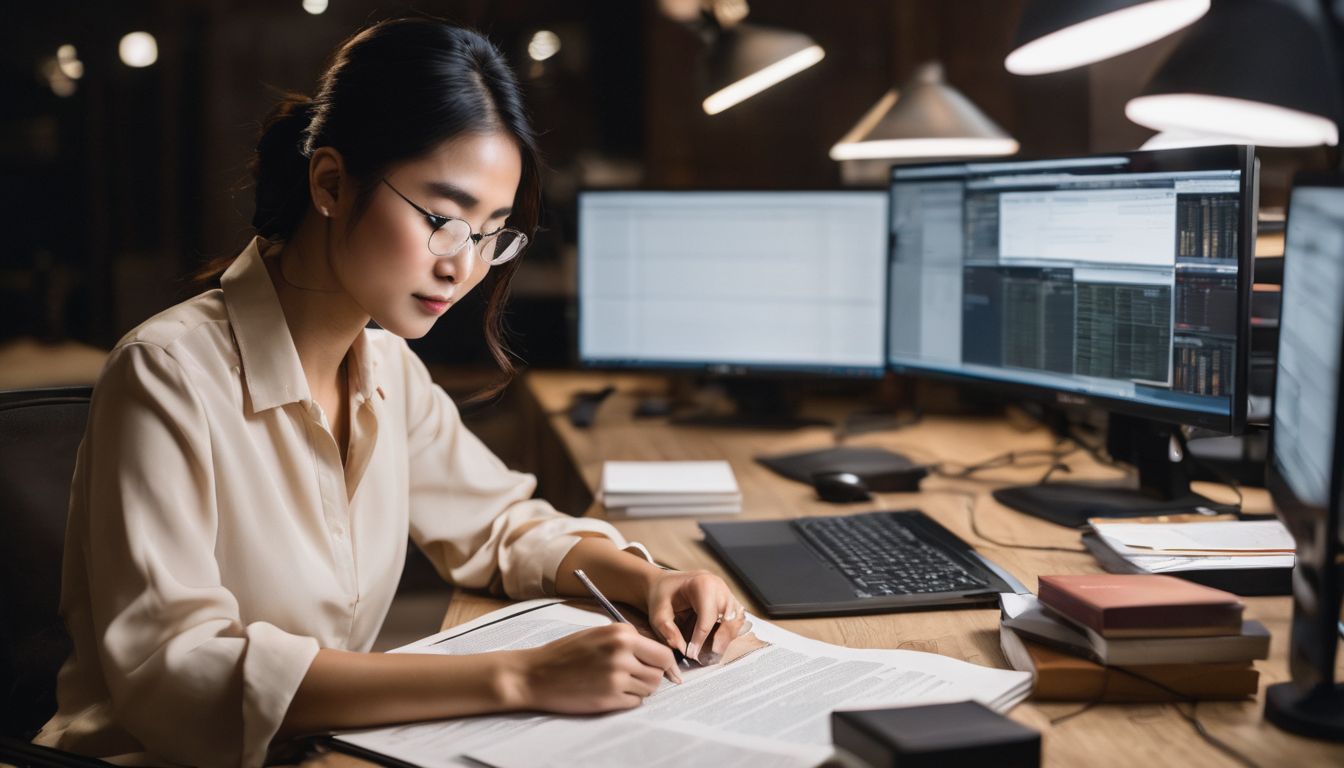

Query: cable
left=1048, top=700, right=1099, bottom=725
left=1047, top=665, right=1263, bottom=768
left=924, top=487, right=1090, bottom=554
left=930, top=442, right=1081, bottom=480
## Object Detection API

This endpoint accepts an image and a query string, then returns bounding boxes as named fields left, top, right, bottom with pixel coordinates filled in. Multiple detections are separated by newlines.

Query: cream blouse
left=35, top=237, right=644, bottom=766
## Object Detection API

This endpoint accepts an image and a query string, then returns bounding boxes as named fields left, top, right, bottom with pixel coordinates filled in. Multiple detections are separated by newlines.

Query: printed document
left=334, top=599, right=1031, bottom=767
left=1092, top=520, right=1295, bottom=573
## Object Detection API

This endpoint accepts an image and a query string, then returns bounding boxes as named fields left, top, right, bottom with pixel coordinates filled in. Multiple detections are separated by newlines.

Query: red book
left=1037, top=574, right=1244, bottom=638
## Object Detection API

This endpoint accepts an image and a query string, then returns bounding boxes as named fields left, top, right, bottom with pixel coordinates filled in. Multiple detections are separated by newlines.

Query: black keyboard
left=792, top=511, right=990, bottom=599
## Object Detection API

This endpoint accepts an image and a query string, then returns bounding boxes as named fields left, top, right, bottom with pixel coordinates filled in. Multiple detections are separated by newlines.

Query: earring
left=320, top=207, right=330, bottom=217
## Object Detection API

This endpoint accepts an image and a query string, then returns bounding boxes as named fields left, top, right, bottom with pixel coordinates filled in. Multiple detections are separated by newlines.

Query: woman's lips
left=414, top=294, right=452, bottom=315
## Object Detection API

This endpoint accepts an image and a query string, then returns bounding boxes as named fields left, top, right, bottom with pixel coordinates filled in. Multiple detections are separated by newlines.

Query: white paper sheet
left=1095, top=520, right=1295, bottom=554
left=601, top=461, right=740, bottom=495
left=334, top=600, right=1031, bottom=768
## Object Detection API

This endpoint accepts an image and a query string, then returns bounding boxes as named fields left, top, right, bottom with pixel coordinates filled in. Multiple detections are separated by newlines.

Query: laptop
left=701, top=509, right=1026, bottom=617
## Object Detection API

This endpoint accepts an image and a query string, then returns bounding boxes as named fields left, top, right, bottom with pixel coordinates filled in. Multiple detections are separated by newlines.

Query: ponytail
left=250, top=93, right=316, bottom=241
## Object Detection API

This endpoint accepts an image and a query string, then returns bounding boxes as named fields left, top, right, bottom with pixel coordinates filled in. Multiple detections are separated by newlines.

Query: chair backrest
left=0, top=387, right=91, bottom=740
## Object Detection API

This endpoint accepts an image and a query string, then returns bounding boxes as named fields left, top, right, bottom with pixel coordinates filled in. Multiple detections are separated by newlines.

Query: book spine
left=1035, top=666, right=1258, bottom=703
left=1005, top=624, right=1105, bottom=665
left=1104, top=604, right=1243, bottom=634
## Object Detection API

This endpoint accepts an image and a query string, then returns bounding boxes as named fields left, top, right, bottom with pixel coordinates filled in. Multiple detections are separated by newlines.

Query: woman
left=35, top=18, right=746, bottom=766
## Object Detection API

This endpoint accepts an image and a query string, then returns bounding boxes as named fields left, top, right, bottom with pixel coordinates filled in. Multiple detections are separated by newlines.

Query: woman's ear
left=308, top=146, right=346, bottom=218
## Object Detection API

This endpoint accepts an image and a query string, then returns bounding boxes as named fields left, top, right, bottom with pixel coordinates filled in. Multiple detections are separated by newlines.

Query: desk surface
left=431, top=370, right=1344, bottom=768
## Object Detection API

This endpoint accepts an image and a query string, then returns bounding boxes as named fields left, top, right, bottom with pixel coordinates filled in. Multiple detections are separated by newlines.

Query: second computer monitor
left=579, top=191, right=888, bottom=378
left=887, top=146, right=1256, bottom=434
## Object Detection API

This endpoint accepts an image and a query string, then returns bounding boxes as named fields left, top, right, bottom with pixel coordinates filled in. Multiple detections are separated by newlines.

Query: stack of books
left=599, top=460, right=742, bottom=517
left=999, top=574, right=1269, bottom=702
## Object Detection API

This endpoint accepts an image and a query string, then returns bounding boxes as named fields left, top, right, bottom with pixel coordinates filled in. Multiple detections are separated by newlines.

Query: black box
left=831, top=700, right=1040, bottom=768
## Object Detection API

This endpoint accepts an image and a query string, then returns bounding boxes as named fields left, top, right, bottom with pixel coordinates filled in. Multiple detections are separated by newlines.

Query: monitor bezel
left=884, top=145, right=1258, bottom=435
left=575, top=188, right=890, bottom=381
left=1264, top=172, right=1344, bottom=697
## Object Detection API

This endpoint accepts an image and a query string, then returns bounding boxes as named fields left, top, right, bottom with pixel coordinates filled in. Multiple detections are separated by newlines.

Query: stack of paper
left=600, top=460, right=742, bottom=517
left=1088, top=520, right=1295, bottom=574
left=336, top=599, right=1032, bottom=767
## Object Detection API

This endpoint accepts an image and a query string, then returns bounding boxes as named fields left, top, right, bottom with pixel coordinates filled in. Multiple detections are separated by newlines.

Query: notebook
left=600, top=460, right=742, bottom=516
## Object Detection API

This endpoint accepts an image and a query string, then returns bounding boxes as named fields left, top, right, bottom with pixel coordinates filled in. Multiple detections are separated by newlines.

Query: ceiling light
left=118, top=32, right=158, bottom=68
left=830, top=62, right=1019, bottom=161
left=56, top=44, right=82, bottom=80
left=1007, top=0, right=1209, bottom=75
left=528, top=30, right=561, bottom=62
left=702, top=23, right=824, bottom=115
left=1124, top=0, right=1341, bottom=147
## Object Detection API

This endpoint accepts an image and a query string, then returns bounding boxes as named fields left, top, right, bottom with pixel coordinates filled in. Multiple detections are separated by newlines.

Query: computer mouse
left=811, top=471, right=873, bottom=503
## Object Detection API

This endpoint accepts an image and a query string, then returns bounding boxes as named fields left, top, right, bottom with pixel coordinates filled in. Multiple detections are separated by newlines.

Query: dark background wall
left=1, top=0, right=1333, bottom=371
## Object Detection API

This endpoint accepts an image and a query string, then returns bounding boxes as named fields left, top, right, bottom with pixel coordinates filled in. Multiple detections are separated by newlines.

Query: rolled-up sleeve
left=82, top=343, right=318, bottom=768
left=401, top=345, right=644, bottom=598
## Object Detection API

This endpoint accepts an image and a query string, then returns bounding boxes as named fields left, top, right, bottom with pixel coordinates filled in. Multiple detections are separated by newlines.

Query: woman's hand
left=645, top=570, right=748, bottom=665
left=511, top=624, right=679, bottom=714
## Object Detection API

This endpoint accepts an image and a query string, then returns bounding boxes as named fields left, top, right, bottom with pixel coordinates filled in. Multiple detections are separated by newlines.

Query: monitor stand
left=991, top=414, right=1231, bottom=528
left=1265, top=683, right=1344, bottom=741
left=671, top=379, right=831, bottom=430
left=1264, top=485, right=1344, bottom=741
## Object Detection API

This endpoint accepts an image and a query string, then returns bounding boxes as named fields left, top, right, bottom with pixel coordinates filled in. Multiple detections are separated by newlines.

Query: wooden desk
left=437, top=370, right=1344, bottom=768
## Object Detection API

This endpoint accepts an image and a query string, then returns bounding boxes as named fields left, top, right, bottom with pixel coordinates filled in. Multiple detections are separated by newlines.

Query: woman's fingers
left=647, top=571, right=751, bottom=666
left=685, top=581, right=727, bottom=663
left=648, top=599, right=686, bottom=655
left=630, top=631, right=682, bottom=684
left=624, top=657, right=666, bottom=695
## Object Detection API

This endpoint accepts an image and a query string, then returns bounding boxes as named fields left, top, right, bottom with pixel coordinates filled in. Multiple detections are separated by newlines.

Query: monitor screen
left=578, top=191, right=888, bottom=377
left=886, top=146, right=1255, bottom=432
left=1263, top=179, right=1344, bottom=731
left=1273, top=183, right=1344, bottom=511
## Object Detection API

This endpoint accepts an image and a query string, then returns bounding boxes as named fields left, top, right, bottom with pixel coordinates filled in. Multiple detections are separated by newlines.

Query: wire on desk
left=925, top=487, right=1090, bottom=554
left=1047, top=700, right=1098, bottom=725
left=930, top=442, right=1080, bottom=480
left=1047, top=665, right=1263, bottom=768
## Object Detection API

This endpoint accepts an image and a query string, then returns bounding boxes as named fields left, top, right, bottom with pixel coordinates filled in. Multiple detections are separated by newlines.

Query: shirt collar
left=222, top=237, right=311, bottom=413
left=222, top=237, right=385, bottom=414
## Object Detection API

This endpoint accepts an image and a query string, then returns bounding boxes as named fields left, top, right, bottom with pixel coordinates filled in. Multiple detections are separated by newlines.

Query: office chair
left=0, top=386, right=112, bottom=766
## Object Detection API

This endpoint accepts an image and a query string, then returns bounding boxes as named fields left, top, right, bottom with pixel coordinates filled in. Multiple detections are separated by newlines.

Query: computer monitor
left=886, top=146, right=1258, bottom=526
left=1264, top=176, right=1344, bottom=741
left=578, top=190, right=888, bottom=426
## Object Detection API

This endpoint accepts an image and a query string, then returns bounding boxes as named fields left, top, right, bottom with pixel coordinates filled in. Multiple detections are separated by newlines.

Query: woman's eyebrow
left=426, top=180, right=512, bottom=219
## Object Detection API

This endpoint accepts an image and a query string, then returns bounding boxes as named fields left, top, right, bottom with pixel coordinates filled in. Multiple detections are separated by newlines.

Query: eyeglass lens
left=427, top=220, right=525, bottom=264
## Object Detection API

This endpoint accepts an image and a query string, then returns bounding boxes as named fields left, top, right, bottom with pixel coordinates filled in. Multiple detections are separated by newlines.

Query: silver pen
left=573, top=569, right=689, bottom=677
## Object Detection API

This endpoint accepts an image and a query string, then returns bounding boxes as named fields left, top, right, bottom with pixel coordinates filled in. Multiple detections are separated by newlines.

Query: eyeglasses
left=381, top=179, right=528, bottom=266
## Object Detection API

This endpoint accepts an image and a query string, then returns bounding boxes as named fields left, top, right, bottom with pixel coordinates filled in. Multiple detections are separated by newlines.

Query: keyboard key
left=793, top=512, right=988, bottom=599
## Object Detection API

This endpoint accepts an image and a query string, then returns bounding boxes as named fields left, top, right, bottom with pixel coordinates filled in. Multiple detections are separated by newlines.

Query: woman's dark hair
left=204, top=18, right=541, bottom=397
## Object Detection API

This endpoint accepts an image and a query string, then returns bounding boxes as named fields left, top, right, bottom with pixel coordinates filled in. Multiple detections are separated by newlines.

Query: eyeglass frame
left=380, top=178, right=528, bottom=265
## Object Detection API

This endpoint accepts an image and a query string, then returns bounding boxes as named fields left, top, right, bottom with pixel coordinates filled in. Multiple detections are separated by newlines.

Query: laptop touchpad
left=733, top=544, right=855, bottom=604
